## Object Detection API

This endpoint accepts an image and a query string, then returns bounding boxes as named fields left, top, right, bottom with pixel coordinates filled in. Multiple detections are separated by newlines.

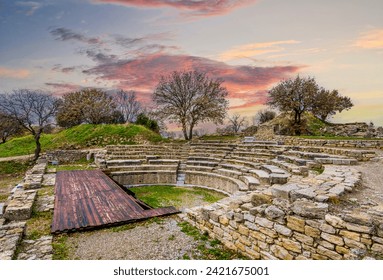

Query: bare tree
left=0, top=111, right=23, bottom=143
left=56, top=88, right=118, bottom=127
left=227, top=113, right=247, bottom=134
left=0, top=89, right=59, bottom=160
left=254, top=109, right=276, bottom=125
left=153, top=71, right=229, bottom=140
left=114, top=90, right=142, bottom=123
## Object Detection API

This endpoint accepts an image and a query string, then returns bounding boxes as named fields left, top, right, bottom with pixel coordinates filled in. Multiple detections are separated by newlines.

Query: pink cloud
left=354, top=29, right=383, bottom=49
left=45, top=82, right=83, bottom=96
left=92, top=0, right=257, bottom=16
left=0, top=67, right=30, bottom=79
left=83, top=53, right=303, bottom=109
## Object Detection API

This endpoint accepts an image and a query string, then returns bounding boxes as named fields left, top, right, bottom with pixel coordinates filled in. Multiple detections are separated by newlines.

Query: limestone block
left=305, top=225, right=321, bottom=238
left=319, top=223, right=336, bottom=234
left=249, top=230, right=266, bottom=241
left=287, top=215, right=305, bottom=233
left=316, top=245, right=342, bottom=260
left=270, top=245, right=293, bottom=260
left=281, top=238, right=302, bottom=253
left=238, top=224, right=249, bottom=236
left=274, top=224, right=292, bottom=237
left=344, top=222, right=373, bottom=234
left=264, top=205, right=285, bottom=219
left=244, top=221, right=258, bottom=231
left=219, top=215, right=229, bottom=226
left=325, top=214, right=346, bottom=228
left=251, top=192, right=273, bottom=206
left=371, top=243, right=383, bottom=254
left=291, top=200, right=328, bottom=219
left=4, top=190, right=37, bottom=221
left=245, top=247, right=261, bottom=259
left=318, top=240, right=335, bottom=250
left=339, top=230, right=360, bottom=241
left=335, top=246, right=350, bottom=255
left=293, top=232, right=314, bottom=246
left=290, top=188, right=317, bottom=201
left=244, top=213, right=255, bottom=222
left=259, top=227, right=278, bottom=239
left=321, top=232, right=344, bottom=246
left=344, top=237, right=366, bottom=250
left=254, top=217, right=274, bottom=229
left=344, top=211, right=373, bottom=226
left=372, top=236, right=383, bottom=245
left=270, top=184, right=299, bottom=200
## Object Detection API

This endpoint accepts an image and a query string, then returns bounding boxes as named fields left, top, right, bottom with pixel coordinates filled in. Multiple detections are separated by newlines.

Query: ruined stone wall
left=111, top=171, right=177, bottom=186
left=183, top=193, right=383, bottom=260
left=283, top=137, right=383, bottom=150
left=45, top=150, right=88, bottom=164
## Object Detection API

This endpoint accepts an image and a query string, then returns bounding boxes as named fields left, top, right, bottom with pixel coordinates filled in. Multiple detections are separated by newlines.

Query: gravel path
left=66, top=217, right=201, bottom=260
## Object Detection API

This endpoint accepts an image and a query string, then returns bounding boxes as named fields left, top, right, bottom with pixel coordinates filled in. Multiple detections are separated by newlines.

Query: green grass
left=130, top=185, right=227, bottom=208
left=0, top=160, right=31, bottom=175
left=25, top=209, right=53, bottom=240
left=52, top=235, right=69, bottom=260
left=0, top=124, right=163, bottom=158
left=199, top=135, right=239, bottom=141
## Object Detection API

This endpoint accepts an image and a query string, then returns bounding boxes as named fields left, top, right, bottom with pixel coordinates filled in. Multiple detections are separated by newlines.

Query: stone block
left=238, top=224, right=249, bottom=236
left=271, top=184, right=299, bottom=200
left=339, top=230, right=360, bottom=241
left=291, top=200, right=328, bottom=219
left=321, top=232, right=344, bottom=246
left=219, top=215, right=229, bottom=226
left=293, top=232, right=314, bottom=246
left=344, top=237, right=366, bottom=250
left=286, top=216, right=305, bottom=233
left=245, top=247, right=260, bottom=259
left=264, top=205, right=285, bottom=219
left=325, top=214, right=346, bottom=228
left=274, top=224, right=292, bottom=237
left=290, top=188, right=317, bottom=201
left=344, top=211, right=373, bottom=226
left=259, top=227, right=278, bottom=238
left=305, top=225, right=321, bottom=238
left=344, top=222, right=373, bottom=234
left=249, top=230, right=266, bottom=241
left=270, top=245, right=293, bottom=260
left=4, top=190, right=37, bottom=221
left=335, top=246, right=350, bottom=255
left=316, top=245, right=342, bottom=260
left=281, top=238, right=302, bottom=253
left=371, top=243, right=383, bottom=254
left=254, top=217, right=274, bottom=229
left=319, top=223, right=336, bottom=234
left=244, top=221, right=258, bottom=231
left=244, top=213, right=255, bottom=222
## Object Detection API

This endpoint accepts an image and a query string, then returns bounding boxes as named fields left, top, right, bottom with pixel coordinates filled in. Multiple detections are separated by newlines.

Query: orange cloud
left=0, top=67, right=30, bottom=79
left=354, top=29, right=383, bottom=49
left=219, top=40, right=300, bottom=61
left=92, top=0, right=257, bottom=16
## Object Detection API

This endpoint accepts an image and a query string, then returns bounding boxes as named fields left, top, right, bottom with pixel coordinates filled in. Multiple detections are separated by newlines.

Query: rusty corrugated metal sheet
left=51, top=170, right=179, bottom=233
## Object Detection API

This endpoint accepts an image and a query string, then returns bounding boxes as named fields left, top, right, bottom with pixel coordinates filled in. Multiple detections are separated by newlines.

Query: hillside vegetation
left=0, top=124, right=163, bottom=158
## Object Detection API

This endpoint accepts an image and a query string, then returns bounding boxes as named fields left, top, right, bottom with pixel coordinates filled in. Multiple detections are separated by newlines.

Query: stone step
left=261, top=164, right=288, bottom=175
left=219, top=163, right=251, bottom=173
left=249, top=169, right=270, bottom=184
left=269, top=159, right=308, bottom=176
left=106, top=159, right=142, bottom=166
left=314, top=157, right=358, bottom=165
left=176, top=181, right=185, bottom=186
left=148, top=159, right=180, bottom=165
left=0, top=221, right=26, bottom=260
left=4, top=190, right=37, bottom=221
left=186, top=160, right=218, bottom=167
left=239, top=176, right=260, bottom=190
left=270, top=173, right=290, bottom=184
left=215, top=168, right=243, bottom=179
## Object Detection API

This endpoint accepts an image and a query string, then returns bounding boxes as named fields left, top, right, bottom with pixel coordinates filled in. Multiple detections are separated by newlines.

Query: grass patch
left=52, top=234, right=69, bottom=260
left=54, top=164, right=96, bottom=172
left=37, top=186, right=55, bottom=197
left=0, top=193, right=9, bottom=201
left=199, top=135, right=239, bottom=141
left=178, top=221, right=247, bottom=260
left=25, top=209, right=53, bottom=240
left=311, top=166, right=324, bottom=174
left=0, top=124, right=163, bottom=158
left=0, top=160, right=31, bottom=175
left=130, top=185, right=226, bottom=209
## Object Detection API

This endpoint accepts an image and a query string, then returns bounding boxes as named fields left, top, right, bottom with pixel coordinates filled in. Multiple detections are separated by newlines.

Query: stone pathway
left=17, top=236, right=53, bottom=260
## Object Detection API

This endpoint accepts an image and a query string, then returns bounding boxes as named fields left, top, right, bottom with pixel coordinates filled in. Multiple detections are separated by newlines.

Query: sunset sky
left=1, top=0, right=382, bottom=127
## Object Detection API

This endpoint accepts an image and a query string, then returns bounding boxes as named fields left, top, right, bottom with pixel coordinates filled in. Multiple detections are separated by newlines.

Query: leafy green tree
left=135, top=113, right=160, bottom=133
left=311, top=88, right=353, bottom=121
left=153, top=71, right=228, bottom=140
left=267, top=76, right=318, bottom=125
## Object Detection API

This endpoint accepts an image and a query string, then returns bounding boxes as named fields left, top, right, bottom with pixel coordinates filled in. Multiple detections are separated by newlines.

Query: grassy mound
left=0, top=124, right=163, bottom=158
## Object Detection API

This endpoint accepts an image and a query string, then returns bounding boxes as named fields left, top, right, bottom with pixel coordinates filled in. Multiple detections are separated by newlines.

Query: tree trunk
left=188, top=123, right=195, bottom=140
left=34, top=132, right=41, bottom=161
left=182, top=123, right=189, bottom=140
